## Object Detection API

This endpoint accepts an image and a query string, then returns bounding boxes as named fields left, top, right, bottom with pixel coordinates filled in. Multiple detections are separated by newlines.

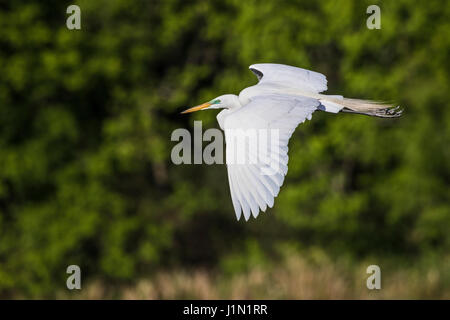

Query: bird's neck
left=228, top=94, right=243, bottom=110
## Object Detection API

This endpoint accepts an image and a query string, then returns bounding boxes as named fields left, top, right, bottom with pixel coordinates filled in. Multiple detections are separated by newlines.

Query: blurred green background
left=0, top=0, right=449, bottom=299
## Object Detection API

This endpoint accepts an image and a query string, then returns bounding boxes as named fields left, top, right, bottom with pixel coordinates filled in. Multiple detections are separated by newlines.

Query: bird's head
left=181, top=94, right=239, bottom=114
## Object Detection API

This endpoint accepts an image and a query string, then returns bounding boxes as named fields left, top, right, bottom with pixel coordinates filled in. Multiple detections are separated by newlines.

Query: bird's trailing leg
left=341, top=105, right=403, bottom=118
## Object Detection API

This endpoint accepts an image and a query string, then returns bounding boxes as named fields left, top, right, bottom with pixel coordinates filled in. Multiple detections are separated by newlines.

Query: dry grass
left=61, top=255, right=450, bottom=300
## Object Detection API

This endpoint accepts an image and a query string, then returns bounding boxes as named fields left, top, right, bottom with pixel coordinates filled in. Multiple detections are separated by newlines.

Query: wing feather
left=227, top=165, right=242, bottom=220
left=223, top=94, right=319, bottom=220
left=230, top=165, right=251, bottom=220
left=249, top=63, right=327, bottom=93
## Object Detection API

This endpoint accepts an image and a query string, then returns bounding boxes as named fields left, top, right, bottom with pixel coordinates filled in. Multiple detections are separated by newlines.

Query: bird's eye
left=212, top=99, right=221, bottom=104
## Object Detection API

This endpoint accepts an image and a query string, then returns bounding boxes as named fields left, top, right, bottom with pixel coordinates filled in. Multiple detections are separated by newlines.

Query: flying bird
left=181, top=63, right=402, bottom=221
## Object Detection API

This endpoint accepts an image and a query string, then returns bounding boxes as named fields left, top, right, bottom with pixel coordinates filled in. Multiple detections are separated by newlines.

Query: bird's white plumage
left=183, top=63, right=399, bottom=220
left=213, top=64, right=330, bottom=220
left=222, top=94, right=319, bottom=220
left=181, top=63, right=402, bottom=220
left=249, top=63, right=328, bottom=93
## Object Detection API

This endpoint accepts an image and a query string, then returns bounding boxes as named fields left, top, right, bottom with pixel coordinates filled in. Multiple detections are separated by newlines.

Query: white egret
left=181, top=63, right=402, bottom=221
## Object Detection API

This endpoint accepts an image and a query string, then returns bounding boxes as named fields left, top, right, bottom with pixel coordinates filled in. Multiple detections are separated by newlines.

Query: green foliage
left=0, top=0, right=448, bottom=297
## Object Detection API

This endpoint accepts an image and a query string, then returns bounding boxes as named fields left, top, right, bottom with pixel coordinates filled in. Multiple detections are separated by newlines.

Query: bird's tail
left=339, top=98, right=402, bottom=118
left=282, top=88, right=403, bottom=118
left=326, top=97, right=403, bottom=118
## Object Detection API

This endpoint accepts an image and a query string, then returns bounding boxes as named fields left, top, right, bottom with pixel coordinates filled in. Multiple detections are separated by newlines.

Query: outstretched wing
left=223, top=94, right=319, bottom=220
left=249, top=63, right=328, bottom=93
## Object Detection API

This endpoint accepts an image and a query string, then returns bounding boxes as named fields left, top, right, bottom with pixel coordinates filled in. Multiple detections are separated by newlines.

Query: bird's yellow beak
left=180, top=102, right=212, bottom=114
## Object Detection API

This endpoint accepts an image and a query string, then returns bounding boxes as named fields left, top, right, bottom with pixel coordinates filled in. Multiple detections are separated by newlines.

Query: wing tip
left=249, top=65, right=264, bottom=81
